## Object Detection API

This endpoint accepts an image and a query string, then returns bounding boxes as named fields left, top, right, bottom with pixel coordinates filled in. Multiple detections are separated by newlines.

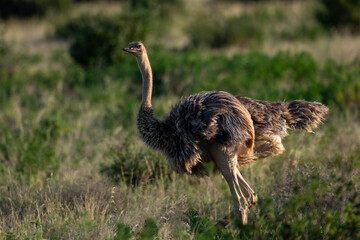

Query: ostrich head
left=123, top=41, right=146, bottom=58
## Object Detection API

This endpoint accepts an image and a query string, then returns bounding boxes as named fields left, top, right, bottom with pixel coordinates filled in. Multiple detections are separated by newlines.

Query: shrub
left=316, top=0, right=360, bottom=33
left=54, top=0, right=183, bottom=66
left=55, top=14, right=124, bottom=66
left=139, top=218, right=159, bottom=240
left=184, top=209, right=219, bottom=237
left=278, top=23, right=324, bottom=41
left=114, top=222, right=131, bottom=240
left=113, top=218, right=158, bottom=240
left=0, top=0, right=72, bottom=19
left=54, top=8, right=156, bottom=66
left=186, top=11, right=267, bottom=49
left=100, top=142, right=171, bottom=186
left=129, top=0, right=184, bottom=19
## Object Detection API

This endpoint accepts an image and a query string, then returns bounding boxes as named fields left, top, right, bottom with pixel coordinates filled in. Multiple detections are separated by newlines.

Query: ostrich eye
left=137, top=44, right=141, bottom=48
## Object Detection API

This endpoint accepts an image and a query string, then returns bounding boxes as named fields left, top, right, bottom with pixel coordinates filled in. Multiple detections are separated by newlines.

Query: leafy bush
left=184, top=209, right=220, bottom=238
left=278, top=23, right=324, bottom=41
left=0, top=0, right=72, bottom=19
left=114, top=222, right=131, bottom=240
left=128, top=0, right=184, bottom=19
left=54, top=0, right=183, bottom=66
left=55, top=14, right=128, bottom=66
left=100, top=142, right=171, bottom=186
left=187, top=13, right=264, bottom=48
left=113, top=218, right=158, bottom=240
left=139, top=218, right=159, bottom=240
left=316, top=0, right=360, bottom=33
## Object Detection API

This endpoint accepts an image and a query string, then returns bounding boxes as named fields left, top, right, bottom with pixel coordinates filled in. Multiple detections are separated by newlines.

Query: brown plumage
left=137, top=91, right=255, bottom=176
left=123, top=42, right=329, bottom=225
left=237, top=97, right=329, bottom=164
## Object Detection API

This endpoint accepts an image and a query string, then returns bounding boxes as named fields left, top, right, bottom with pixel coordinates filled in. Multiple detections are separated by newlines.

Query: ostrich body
left=123, top=42, right=328, bottom=224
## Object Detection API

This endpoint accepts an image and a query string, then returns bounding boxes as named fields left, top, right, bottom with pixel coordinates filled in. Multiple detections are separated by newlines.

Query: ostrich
left=123, top=41, right=328, bottom=224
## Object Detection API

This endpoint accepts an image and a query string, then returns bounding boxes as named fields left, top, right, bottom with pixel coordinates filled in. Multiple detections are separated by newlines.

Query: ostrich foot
left=245, top=192, right=258, bottom=209
left=236, top=169, right=257, bottom=209
left=240, top=207, right=249, bottom=225
left=232, top=207, right=249, bottom=225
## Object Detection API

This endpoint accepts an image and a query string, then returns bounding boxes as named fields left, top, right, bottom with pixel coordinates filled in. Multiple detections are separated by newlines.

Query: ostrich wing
left=164, top=91, right=254, bottom=175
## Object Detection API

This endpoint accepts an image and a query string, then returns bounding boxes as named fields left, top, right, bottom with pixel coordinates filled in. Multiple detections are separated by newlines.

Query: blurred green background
left=0, top=0, right=359, bottom=239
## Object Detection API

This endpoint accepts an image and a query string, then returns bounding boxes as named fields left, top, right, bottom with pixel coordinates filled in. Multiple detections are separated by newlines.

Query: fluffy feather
left=137, top=91, right=255, bottom=175
left=124, top=41, right=329, bottom=224
left=237, top=96, right=329, bottom=137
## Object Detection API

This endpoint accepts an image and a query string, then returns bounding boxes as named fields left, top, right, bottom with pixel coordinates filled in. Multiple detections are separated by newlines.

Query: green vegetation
left=54, top=0, right=182, bottom=65
left=1, top=0, right=360, bottom=239
left=55, top=13, right=127, bottom=66
left=0, top=0, right=72, bottom=19
left=316, top=0, right=360, bottom=33
left=187, top=12, right=265, bottom=48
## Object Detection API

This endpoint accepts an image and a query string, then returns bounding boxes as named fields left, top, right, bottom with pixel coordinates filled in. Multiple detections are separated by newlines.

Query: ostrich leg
left=209, top=144, right=249, bottom=224
left=236, top=169, right=258, bottom=209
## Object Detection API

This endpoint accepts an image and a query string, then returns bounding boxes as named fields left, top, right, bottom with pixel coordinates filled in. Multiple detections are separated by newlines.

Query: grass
left=1, top=0, right=360, bottom=239
left=1, top=45, right=359, bottom=239
left=1, top=113, right=359, bottom=239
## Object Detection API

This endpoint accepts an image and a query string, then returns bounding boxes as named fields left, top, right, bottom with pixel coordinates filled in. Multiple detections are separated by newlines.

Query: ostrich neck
left=135, top=53, right=167, bottom=152
left=136, top=55, right=153, bottom=109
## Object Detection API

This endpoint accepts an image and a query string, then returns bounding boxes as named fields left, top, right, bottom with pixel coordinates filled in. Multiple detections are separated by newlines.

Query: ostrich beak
left=123, top=47, right=138, bottom=54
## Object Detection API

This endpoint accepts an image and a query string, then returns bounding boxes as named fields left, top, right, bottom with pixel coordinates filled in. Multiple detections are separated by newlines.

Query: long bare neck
left=135, top=51, right=166, bottom=151
left=136, top=53, right=153, bottom=108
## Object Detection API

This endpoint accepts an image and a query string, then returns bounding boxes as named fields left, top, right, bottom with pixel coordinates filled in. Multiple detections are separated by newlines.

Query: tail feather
left=235, top=97, right=328, bottom=167
left=285, top=100, right=329, bottom=132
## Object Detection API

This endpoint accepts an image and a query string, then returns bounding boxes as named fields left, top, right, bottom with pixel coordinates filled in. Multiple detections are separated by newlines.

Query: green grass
left=1, top=40, right=359, bottom=238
